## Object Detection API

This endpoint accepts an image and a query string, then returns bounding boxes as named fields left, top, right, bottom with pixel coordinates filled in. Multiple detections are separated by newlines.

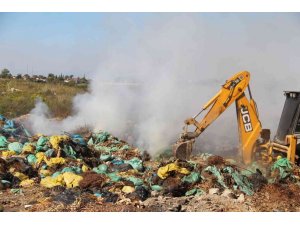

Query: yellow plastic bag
left=22, top=144, right=35, bottom=154
left=49, top=135, right=69, bottom=150
left=44, top=157, right=66, bottom=167
left=20, top=179, right=34, bottom=187
left=40, top=174, right=64, bottom=188
left=13, top=172, right=29, bottom=181
left=36, top=152, right=46, bottom=164
left=157, top=163, right=190, bottom=179
left=1, top=150, right=16, bottom=157
left=122, top=186, right=135, bottom=193
left=39, top=169, right=51, bottom=177
left=62, top=172, right=83, bottom=188
left=118, top=169, right=139, bottom=178
left=82, top=165, right=89, bottom=172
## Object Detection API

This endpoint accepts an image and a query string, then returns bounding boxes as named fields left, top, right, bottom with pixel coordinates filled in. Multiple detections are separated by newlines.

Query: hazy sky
left=1, top=13, right=300, bottom=79
left=0, top=13, right=150, bottom=76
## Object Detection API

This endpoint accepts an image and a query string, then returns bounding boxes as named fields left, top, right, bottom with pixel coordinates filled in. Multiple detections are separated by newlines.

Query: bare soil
left=2, top=183, right=300, bottom=212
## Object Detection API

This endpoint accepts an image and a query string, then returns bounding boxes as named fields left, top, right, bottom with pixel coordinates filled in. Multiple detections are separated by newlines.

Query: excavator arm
left=173, top=71, right=262, bottom=164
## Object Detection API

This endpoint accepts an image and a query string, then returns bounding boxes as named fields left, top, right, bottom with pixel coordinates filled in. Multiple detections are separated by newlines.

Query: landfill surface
left=1, top=115, right=300, bottom=212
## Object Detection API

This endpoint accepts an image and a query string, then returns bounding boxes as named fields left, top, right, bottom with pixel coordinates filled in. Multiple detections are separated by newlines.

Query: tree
left=48, top=73, right=55, bottom=78
left=16, top=73, right=22, bottom=79
left=0, top=68, right=12, bottom=78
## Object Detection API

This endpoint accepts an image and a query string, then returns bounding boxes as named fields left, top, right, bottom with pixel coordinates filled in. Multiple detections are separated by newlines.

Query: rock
left=221, top=189, right=236, bottom=198
left=237, top=194, right=245, bottom=203
left=24, top=204, right=32, bottom=209
left=208, top=188, right=219, bottom=195
left=151, top=191, right=159, bottom=197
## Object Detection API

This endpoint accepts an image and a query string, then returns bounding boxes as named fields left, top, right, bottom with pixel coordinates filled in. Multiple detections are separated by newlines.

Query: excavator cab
left=274, top=91, right=300, bottom=143
left=271, top=91, right=300, bottom=163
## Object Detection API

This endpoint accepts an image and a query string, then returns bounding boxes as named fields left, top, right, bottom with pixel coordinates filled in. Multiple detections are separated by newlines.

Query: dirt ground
left=1, top=182, right=300, bottom=212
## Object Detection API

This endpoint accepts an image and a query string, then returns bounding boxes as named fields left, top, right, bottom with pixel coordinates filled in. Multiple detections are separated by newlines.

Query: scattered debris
left=1, top=113, right=300, bottom=211
left=209, top=188, right=220, bottom=195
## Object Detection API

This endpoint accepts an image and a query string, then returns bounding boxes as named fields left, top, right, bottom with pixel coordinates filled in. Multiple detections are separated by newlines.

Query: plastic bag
left=20, top=179, right=34, bottom=187
left=124, top=157, right=144, bottom=172
left=62, top=166, right=82, bottom=174
left=204, top=165, right=227, bottom=188
left=36, top=136, right=48, bottom=152
left=182, top=172, right=201, bottom=184
left=1, top=150, right=16, bottom=157
left=0, top=136, right=9, bottom=150
left=125, top=176, right=144, bottom=186
left=49, top=135, right=68, bottom=150
left=63, top=145, right=77, bottom=159
left=8, top=142, right=23, bottom=154
left=40, top=174, right=64, bottom=188
left=27, top=154, right=37, bottom=165
left=93, top=164, right=108, bottom=174
left=185, top=188, right=205, bottom=196
left=271, top=158, right=293, bottom=180
left=94, top=131, right=110, bottom=143
left=100, top=153, right=114, bottom=161
left=71, top=134, right=86, bottom=146
left=122, top=186, right=135, bottom=193
left=22, top=143, right=35, bottom=154
left=62, top=172, right=83, bottom=188
left=223, top=166, right=254, bottom=195
left=44, top=157, right=66, bottom=167
left=157, top=163, right=190, bottom=179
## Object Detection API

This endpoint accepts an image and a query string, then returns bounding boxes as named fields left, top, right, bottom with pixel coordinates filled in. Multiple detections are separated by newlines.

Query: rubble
left=209, top=188, right=220, bottom=195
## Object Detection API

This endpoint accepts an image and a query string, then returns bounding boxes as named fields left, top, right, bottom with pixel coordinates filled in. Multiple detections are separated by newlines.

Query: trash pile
left=1, top=114, right=300, bottom=209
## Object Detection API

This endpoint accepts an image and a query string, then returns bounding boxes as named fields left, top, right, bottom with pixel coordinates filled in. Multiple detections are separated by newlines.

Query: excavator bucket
left=172, top=139, right=195, bottom=161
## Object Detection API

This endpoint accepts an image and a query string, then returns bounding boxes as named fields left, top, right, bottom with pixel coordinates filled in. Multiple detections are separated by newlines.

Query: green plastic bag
left=37, top=136, right=48, bottom=146
left=185, top=188, right=205, bottom=196
left=45, top=149, right=55, bottom=157
left=271, top=158, right=293, bottom=180
left=93, top=164, right=108, bottom=174
left=125, top=176, right=144, bottom=186
left=107, top=172, right=121, bottom=182
left=223, top=166, right=254, bottom=195
left=63, top=145, right=77, bottom=159
left=182, top=172, right=201, bottom=184
left=151, top=185, right=163, bottom=191
left=8, top=142, right=23, bottom=154
left=94, top=131, right=110, bottom=144
left=27, top=154, right=37, bottom=165
left=120, top=145, right=130, bottom=150
left=36, top=137, right=49, bottom=152
left=62, top=166, right=82, bottom=174
left=0, top=136, right=8, bottom=150
left=51, top=171, right=61, bottom=178
left=87, top=138, right=94, bottom=146
left=100, top=153, right=114, bottom=161
left=124, top=157, right=143, bottom=172
left=95, top=145, right=119, bottom=152
left=204, top=165, right=227, bottom=188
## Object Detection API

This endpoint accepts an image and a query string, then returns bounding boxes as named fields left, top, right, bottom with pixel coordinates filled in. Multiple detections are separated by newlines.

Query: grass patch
left=0, top=78, right=88, bottom=118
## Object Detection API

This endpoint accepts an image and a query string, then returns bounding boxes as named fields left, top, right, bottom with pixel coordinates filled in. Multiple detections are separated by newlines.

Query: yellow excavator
left=173, top=71, right=300, bottom=165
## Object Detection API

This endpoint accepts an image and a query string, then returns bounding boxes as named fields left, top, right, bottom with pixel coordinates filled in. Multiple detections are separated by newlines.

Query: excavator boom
left=173, top=71, right=262, bottom=164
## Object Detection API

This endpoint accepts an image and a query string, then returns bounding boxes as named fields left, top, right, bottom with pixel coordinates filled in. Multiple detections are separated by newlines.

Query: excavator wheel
left=172, top=139, right=194, bottom=161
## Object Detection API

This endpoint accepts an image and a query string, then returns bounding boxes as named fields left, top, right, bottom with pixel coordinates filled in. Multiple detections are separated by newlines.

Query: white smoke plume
left=28, top=13, right=300, bottom=155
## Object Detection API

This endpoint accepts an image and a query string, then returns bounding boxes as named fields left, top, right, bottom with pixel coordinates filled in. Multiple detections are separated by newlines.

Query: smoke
left=28, top=13, right=300, bottom=155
